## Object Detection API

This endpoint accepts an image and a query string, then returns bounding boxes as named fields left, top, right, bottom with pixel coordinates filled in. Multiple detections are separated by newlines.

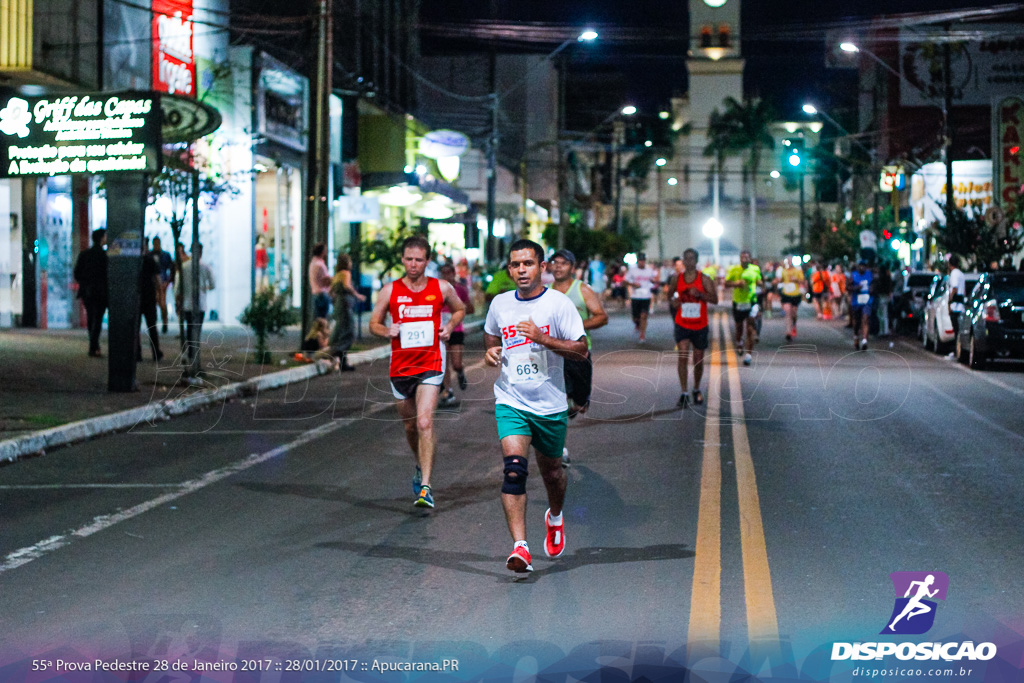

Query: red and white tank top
left=389, top=277, right=444, bottom=377
left=675, top=272, right=709, bottom=330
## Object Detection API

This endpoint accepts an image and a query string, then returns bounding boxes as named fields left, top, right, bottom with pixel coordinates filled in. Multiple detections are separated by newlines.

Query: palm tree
left=713, top=97, right=776, bottom=255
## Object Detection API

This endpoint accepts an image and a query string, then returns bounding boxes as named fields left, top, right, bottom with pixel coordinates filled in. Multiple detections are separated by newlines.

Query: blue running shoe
left=412, top=466, right=422, bottom=495
left=414, top=485, right=434, bottom=508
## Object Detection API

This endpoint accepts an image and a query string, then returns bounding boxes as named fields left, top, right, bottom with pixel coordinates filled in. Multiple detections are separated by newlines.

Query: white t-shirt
left=485, top=288, right=586, bottom=416
left=948, top=268, right=966, bottom=312
left=626, top=265, right=659, bottom=300
left=860, top=230, right=878, bottom=250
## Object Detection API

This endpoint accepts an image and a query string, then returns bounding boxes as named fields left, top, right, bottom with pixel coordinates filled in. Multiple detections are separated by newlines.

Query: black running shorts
left=674, top=324, right=710, bottom=351
left=562, top=352, right=593, bottom=408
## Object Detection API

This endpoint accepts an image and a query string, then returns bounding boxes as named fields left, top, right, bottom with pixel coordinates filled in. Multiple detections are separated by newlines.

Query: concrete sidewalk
left=0, top=318, right=484, bottom=464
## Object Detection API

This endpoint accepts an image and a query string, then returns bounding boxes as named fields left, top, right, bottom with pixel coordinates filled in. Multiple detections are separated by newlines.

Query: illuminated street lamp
left=703, top=217, right=723, bottom=266
left=839, top=39, right=954, bottom=229
left=621, top=105, right=637, bottom=116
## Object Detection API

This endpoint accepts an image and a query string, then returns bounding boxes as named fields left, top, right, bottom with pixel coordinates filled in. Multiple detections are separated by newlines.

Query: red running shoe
left=506, top=545, right=534, bottom=573
left=544, top=509, right=565, bottom=558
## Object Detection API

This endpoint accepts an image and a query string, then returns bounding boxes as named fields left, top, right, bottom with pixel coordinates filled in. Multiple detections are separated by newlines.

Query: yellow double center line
left=688, top=311, right=779, bottom=656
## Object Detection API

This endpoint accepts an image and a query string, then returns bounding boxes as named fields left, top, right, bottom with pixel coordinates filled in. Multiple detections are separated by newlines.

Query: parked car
left=894, top=270, right=936, bottom=334
left=922, top=272, right=981, bottom=352
left=955, top=271, right=1024, bottom=369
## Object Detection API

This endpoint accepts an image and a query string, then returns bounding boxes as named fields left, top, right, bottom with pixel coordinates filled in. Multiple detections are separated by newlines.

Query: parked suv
left=895, top=270, right=936, bottom=334
left=922, top=272, right=981, bottom=352
left=956, top=271, right=1024, bottom=369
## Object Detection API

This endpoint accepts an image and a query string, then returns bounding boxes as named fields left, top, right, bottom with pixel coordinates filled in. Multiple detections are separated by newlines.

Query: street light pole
left=613, top=118, right=625, bottom=234
left=798, top=167, right=806, bottom=256
left=486, top=31, right=597, bottom=256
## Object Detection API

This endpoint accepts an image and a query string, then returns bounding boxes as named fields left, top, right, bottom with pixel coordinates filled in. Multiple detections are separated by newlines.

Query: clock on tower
left=690, top=0, right=740, bottom=61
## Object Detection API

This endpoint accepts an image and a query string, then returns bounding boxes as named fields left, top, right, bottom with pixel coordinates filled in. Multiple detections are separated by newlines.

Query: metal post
left=303, top=0, right=333, bottom=337
left=487, top=93, right=498, bottom=262
left=613, top=119, right=624, bottom=233
left=798, top=168, right=806, bottom=256
left=656, top=165, right=664, bottom=261
left=943, top=33, right=955, bottom=227
left=187, top=168, right=201, bottom=379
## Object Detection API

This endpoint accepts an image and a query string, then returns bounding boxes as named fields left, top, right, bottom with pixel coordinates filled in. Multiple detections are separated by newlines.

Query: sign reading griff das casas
left=0, top=92, right=162, bottom=178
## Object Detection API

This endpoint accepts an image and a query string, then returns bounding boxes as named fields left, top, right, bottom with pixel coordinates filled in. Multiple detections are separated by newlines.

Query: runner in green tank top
left=549, top=249, right=609, bottom=466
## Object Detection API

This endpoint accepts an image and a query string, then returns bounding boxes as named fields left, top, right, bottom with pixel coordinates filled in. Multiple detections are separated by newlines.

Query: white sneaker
left=743, top=353, right=752, bottom=366
left=561, top=447, right=571, bottom=468
left=859, top=338, right=868, bottom=351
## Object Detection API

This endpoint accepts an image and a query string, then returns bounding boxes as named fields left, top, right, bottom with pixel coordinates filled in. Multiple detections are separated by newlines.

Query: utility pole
left=613, top=119, right=624, bottom=233
left=303, top=0, right=332, bottom=336
left=656, top=164, right=665, bottom=261
left=487, top=92, right=498, bottom=263
left=942, top=29, right=955, bottom=227
left=798, top=167, right=806, bottom=256
left=485, top=0, right=498, bottom=263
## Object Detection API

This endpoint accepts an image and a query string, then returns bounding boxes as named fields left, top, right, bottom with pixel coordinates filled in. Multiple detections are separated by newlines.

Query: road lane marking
left=0, top=404, right=390, bottom=575
left=688, top=311, right=724, bottom=651
left=896, top=339, right=1024, bottom=400
left=0, top=483, right=186, bottom=490
left=721, top=314, right=780, bottom=644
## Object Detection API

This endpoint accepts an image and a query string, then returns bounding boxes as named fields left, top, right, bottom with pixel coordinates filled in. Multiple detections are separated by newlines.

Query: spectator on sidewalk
left=308, top=243, right=332, bottom=319
left=254, top=235, right=269, bottom=292
left=329, top=252, right=365, bottom=372
left=151, top=236, right=173, bottom=334
left=177, top=243, right=215, bottom=367
left=875, top=262, right=894, bottom=336
left=74, top=229, right=108, bottom=358
left=137, top=238, right=163, bottom=362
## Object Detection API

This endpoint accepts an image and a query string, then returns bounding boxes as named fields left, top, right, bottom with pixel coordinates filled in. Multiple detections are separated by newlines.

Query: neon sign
left=153, top=0, right=195, bottom=97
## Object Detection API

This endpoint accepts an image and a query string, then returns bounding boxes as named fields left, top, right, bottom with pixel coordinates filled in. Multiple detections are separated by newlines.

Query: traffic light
left=783, top=137, right=804, bottom=169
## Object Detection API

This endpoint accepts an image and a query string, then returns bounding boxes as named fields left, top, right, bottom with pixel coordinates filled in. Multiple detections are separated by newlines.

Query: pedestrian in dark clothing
left=74, top=229, right=108, bottom=357
left=151, top=236, right=173, bottom=333
left=137, top=239, right=163, bottom=361
left=329, top=252, right=365, bottom=371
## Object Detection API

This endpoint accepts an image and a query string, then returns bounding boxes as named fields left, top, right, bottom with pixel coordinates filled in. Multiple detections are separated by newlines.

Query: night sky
left=420, top=0, right=1018, bottom=126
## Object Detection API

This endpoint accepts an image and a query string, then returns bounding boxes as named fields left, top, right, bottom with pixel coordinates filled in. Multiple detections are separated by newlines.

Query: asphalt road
left=2, top=305, right=1022, bottom=682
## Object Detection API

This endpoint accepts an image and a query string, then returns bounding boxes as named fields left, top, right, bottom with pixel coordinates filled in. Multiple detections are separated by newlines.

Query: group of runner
left=367, top=236, right=881, bottom=576
left=369, top=236, right=606, bottom=575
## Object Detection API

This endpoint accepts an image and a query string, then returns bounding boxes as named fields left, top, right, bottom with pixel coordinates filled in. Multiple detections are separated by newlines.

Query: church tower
left=672, top=0, right=748, bottom=258
left=687, top=0, right=743, bottom=131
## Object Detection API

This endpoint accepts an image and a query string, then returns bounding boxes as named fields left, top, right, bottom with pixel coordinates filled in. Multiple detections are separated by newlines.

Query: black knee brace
left=501, top=455, right=528, bottom=495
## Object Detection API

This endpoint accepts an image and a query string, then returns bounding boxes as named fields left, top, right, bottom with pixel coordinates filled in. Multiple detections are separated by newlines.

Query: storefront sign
left=996, top=96, right=1024, bottom=214
left=336, top=195, right=380, bottom=222
left=420, top=130, right=470, bottom=159
left=910, top=160, right=992, bottom=227
left=900, top=26, right=1024, bottom=106
left=256, top=52, right=307, bottom=152
left=153, top=0, right=196, bottom=97
left=879, top=165, right=905, bottom=193
left=0, top=93, right=162, bottom=177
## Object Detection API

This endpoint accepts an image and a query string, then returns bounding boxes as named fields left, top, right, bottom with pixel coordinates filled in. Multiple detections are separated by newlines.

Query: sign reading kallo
left=0, top=92, right=162, bottom=177
left=996, top=96, right=1024, bottom=215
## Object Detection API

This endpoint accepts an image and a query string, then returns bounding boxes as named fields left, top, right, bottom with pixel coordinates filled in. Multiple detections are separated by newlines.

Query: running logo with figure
left=881, top=571, right=949, bottom=635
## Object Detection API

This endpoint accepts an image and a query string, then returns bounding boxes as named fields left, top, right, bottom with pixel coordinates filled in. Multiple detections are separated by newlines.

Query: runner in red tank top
left=369, top=236, right=466, bottom=509
left=671, top=248, right=718, bottom=408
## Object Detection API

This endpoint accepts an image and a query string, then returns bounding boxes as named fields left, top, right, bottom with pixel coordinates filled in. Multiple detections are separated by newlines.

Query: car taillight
left=984, top=300, right=1000, bottom=322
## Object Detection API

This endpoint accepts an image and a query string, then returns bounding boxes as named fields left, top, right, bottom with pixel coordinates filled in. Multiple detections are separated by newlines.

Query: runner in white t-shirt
left=626, top=253, right=660, bottom=343
left=484, top=239, right=587, bottom=575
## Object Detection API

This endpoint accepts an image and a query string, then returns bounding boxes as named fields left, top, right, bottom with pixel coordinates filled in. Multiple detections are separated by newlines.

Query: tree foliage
left=541, top=214, right=648, bottom=262
left=239, top=288, right=299, bottom=364
left=932, top=204, right=1024, bottom=270
left=352, top=221, right=418, bottom=286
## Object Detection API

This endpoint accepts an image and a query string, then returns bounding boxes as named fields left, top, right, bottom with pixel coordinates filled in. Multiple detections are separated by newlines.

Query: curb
left=0, top=320, right=484, bottom=465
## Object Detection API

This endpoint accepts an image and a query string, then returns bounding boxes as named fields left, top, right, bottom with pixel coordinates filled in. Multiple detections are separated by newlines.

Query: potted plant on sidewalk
left=239, top=289, right=298, bottom=364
